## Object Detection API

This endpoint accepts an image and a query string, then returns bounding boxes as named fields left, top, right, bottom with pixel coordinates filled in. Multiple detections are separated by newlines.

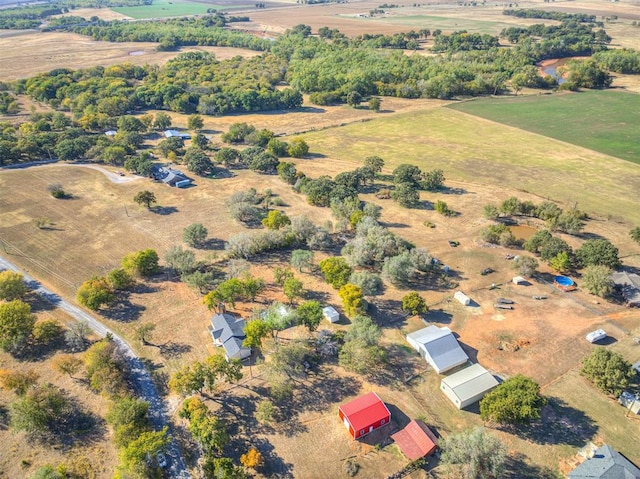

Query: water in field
left=509, top=224, right=537, bottom=241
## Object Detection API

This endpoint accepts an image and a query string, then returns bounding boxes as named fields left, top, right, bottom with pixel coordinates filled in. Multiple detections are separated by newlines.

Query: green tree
left=187, top=114, right=204, bottom=131
left=540, top=237, right=571, bottom=262
left=348, top=271, right=383, bottom=296
left=11, top=384, right=76, bottom=438
left=483, top=204, right=500, bottom=220
left=364, top=155, right=384, bottom=174
left=133, top=190, right=156, bottom=209
left=165, top=245, right=196, bottom=275
left=283, top=276, right=304, bottom=305
left=120, top=427, right=169, bottom=477
left=581, top=265, right=615, bottom=297
left=296, top=300, right=323, bottom=332
left=291, top=249, right=313, bottom=272
left=338, top=315, right=386, bottom=374
left=222, top=122, right=256, bottom=144
left=630, top=226, right=640, bottom=244
left=401, top=292, right=428, bottom=316
left=122, top=249, right=160, bottom=278
left=262, top=210, right=291, bottom=230
left=368, top=97, right=381, bottom=112
left=512, top=255, right=538, bottom=277
left=32, top=319, right=63, bottom=344
left=153, top=112, right=172, bottom=130
left=549, top=251, right=572, bottom=273
left=107, top=268, right=135, bottom=291
left=183, top=270, right=216, bottom=294
left=29, top=466, right=66, bottom=479
left=0, top=369, right=39, bottom=395
left=255, top=399, right=276, bottom=424
left=117, top=115, right=145, bottom=133
left=581, top=348, right=634, bottom=396
left=338, top=283, right=364, bottom=317
left=0, top=270, right=27, bottom=301
left=393, top=164, right=422, bottom=186
left=434, top=200, right=453, bottom=216
left=242, top=276, right=265, bottom=302
left=421, top=169, right=445, bottom=191
left=391, top=182, right=420, bottom=207
left=441, top=427, right=507, bottom=479
left=203, top=278, right=245, bottom=309
left=576, top=239, right=621, bottom=269
left=346, top=90, right=362, bottom=107
left=203, top=457, right=245, bottom=479
left=267, top=138, right=289, bottom=157
left=277, top=161, right=297, bottom=184
left=183, top=223, right=208, bottom=247
left=185, top=147, right=214, bottom=176
left=243, top=319, right=270, bottom=350
left=84, top=339, right=127, bottom=397
left=51, top=354, right=83, bottom=379
left=0, top=300, right=35, bottom=352
left=106, top=397, right=151, bottom=448
left=287, top=137, right=309, bottom=158
left=480, top=375, right=547, bottom=425
left=134, top=323, right=156, bottom=346
left=319, top=257, right=352, bottom=289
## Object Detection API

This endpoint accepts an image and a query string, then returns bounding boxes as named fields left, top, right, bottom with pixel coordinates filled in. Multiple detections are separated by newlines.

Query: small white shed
left=454, top=291, right=471, bottom=306
left=323, top=306, right=340, bottom=323
left=512, top=276, right=526, bottom=285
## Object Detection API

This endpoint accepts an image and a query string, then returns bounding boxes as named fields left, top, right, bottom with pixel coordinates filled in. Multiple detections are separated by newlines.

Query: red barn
left=338, top=392, right=391, bottom=439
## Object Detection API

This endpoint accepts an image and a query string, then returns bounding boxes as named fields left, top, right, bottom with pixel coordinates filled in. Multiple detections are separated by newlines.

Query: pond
left=509, top=224, right=537, bottom=241
left=539, top=58, right=571, bottom=85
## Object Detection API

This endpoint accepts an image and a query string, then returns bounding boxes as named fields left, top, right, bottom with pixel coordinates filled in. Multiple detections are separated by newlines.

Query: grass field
left=112, top=0, right=254, bottom=19
left=447, top=90, right=640, bottom=165
left=299, top=105, right=640, bottom=224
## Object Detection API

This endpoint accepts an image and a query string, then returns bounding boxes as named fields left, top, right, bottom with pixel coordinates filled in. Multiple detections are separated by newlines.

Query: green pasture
left=372, top=14, right=515, bottom=34
left=112, top=0, right=253, bottom=19
left=299, top=105, right=640, bottom=223
left=448, top=90, right=640, bottom=164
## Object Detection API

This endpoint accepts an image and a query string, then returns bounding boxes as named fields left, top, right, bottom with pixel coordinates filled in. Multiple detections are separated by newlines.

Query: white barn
left=323, top=306, right=340, bottom=323
left=406, top=326, right=469, bottom=374
left=454, top=291, right=471, bottom=306
left=440, top=363, right=499, bottom=409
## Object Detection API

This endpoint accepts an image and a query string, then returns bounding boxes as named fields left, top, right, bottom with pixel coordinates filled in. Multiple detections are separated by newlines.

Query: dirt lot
left=0, top=31, right=260, bottom=81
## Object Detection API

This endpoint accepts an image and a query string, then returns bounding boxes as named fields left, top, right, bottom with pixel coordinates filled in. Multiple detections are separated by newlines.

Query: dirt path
left=0, top=255, right=191, bottom=479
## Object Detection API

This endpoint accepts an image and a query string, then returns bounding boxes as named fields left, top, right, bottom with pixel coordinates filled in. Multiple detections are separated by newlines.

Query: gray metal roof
left=611, top=272, right=640, bottom=305
left=569, top=445, right=640, bottom=479
left=407, top=326, right=468, bottom=373
left=441, top=363, right=499, bottom=402
left=211, top=313, right=246, bottom=344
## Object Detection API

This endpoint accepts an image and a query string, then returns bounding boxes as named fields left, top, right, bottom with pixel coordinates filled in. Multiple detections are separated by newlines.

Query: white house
left=323, top=306, right=340, bottom=323
left=440, top=363, right=499, bottom=409
left=406, top=326, right=469, bottom=374
left=164, top=129, right=191, bottom=139
left=454, top=291, right=471, bottom=306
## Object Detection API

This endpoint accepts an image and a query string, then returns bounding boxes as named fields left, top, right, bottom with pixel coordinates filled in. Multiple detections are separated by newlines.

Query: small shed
left=339, top=392, right=391, bottom=439
left=164, top=129, right=191, bottom=139
left=104, top=130, right=117, bottom=136
left=454, top=291, right=471, bottom=306
left=440, top=363, right=499, bottom=409
left=392, top=419, right=438, bottom=460
left=512, top=276, right=526, bottom=285
left=323, top=306, right=340, bottom=323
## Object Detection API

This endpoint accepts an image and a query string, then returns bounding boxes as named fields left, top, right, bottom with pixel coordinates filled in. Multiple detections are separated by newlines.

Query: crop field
left=447, top=91, right=640, bottom=165
left=112, top=0, right=254, bottom=19
left=0, top=31, right=260, bottom=80
left=300, top=106, right=640, bottom=225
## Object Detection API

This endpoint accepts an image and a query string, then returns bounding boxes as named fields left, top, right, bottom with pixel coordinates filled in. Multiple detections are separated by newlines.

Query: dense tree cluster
left=581, top=348, right=634, bottom=396
left=502, top=8, right=597, bottom=23
left=480, top=375, right=547, bottom=425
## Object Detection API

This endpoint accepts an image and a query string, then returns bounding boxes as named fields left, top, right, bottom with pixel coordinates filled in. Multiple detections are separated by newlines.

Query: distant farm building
left=406, top=326, right=469, bottom=374
left=339, top=392, right=391, bottom=439
left=568, top=444, right=640, bottom=479
left=154, top=166, right=192, bottom=188
left=323, top=306, right=340, bottom=323
left=209, top=313, right=250, bottom=360
left=440, top=363, right=499, bottom=409
left=164, top=129, right=191, bottom=139
left=611, top=271, right=640, bottom=307
left=104, top=130, right=117, bottom=136
left=619, top=391, right=640, bottom=415
left=454, top=291, right=471, bottom=306
left=512, top=276, right=527, bottom=285
left=391, top=419, right=438, bottom=461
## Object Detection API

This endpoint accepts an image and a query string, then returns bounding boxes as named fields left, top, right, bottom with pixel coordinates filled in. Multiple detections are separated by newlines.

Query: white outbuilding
left=406, top=326, right=469, bottom=374
left=440, top=363, right=499, bottom=409
left=512, top=276, right=527, bottom=285
left=323, top=306, right=340, bottom=323
left=454, top=291, right=471, bottom=306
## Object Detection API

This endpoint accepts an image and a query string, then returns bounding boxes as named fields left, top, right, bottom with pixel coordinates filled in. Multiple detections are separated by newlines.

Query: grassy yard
left=300, top=104, right=640, bottom=224
left=447, top=90, right=640, bottom=164
left=112, top=0, right=253, bottom=19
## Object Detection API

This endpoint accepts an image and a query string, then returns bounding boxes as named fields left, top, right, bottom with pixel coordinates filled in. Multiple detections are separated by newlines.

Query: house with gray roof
left=210, top=313, right=250, bottom=361
left=440, top=363, right=499, bottom=409
left=611, top=271, right=640, bottom=307
left=406, top=325, right=469, bottom=374
left=164, top=129, right=191, bottom=139
left=568, top=444, right=640, bottom=479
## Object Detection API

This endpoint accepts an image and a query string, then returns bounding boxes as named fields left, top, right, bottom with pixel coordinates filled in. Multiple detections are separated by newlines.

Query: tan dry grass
left=54, top=6, right=133, bottom=21
left=0, top=306, right=117, bottom=479
left=0, top=31, right=260, bottom=81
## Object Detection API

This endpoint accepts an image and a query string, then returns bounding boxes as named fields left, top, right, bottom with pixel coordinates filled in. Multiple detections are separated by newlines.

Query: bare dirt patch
left=0, top=32, right=260, bottom=80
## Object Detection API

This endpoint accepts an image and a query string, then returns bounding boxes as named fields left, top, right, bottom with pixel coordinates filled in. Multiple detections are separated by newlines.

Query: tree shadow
left=200, top=238, right=225, bottom=250
left=508, top=397, right=597, bottom=446
left=380, top=222, right=410, bottom=228
left=368, top=344, right=418, bottom=387
left=158, top=341, right=193, bottom=359
left=505, top=452, right=562, bottom=479
left=25, top=291, right=58, bottom=312
left=439, top=186, right=469, bottom=195
left=101, top=298, right=146, bottom=322
left=427, top=309, right=453, bottom=325
left=244, top=437, right=294, bottom=478
left=0, top=404, right=9, bottom=430
left=150, top=205, right=179, bottom=215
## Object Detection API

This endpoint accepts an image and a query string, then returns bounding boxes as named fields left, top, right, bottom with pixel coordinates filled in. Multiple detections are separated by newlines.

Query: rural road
left=0, top=255, right=191, bottom=478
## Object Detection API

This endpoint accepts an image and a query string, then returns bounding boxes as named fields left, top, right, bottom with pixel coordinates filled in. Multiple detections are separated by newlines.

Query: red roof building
left=391, top=420, right=438, bottom=461
left=338, top=392, right=391, bottom=439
